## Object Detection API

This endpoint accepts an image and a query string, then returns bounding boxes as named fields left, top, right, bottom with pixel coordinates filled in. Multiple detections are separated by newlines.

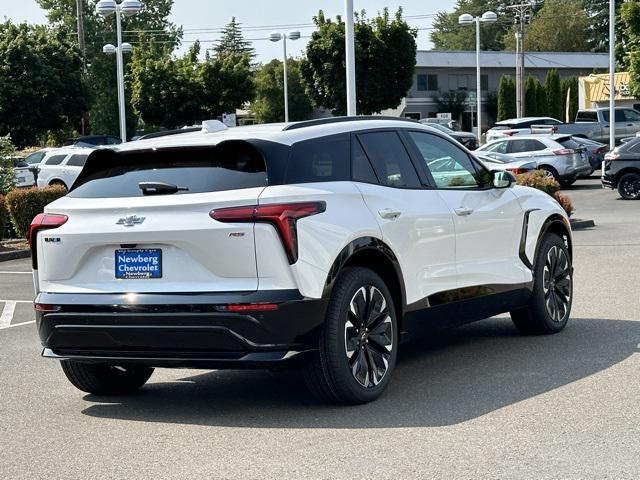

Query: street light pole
left=345, top=0, right=357, bottom=116
left=115, top=8, right=126, bottom=143
left=609, top=0, right=616, bottom=150
left=459, top=11, right=497, bottom=144
left=270, top=31, right=300, bottom=123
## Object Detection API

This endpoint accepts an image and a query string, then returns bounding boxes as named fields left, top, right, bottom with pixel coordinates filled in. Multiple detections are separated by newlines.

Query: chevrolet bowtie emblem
left=116, top=215, right=146, bottom=227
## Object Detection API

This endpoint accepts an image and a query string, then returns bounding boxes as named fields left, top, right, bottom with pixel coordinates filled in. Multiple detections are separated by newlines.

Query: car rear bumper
left=601, top=174, right=615, bottom=189
left=35, top=290, right=327, bottom=368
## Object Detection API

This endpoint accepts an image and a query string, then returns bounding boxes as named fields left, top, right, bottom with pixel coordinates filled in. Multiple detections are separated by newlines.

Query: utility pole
left=507, top=3, right=533, bottom=118
left=609, top=0, right=616, bottom=149
left=345, top=0, right=357, bottom=116
left=76, top=0, right=87, bottom=135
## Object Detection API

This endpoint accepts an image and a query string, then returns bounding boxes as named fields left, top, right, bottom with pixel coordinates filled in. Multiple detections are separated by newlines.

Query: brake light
left=506, top=167, right=529, bottom=174
left=553, top=148, right=575, bottom=156
left=210, top=201, right=326, bottom=264
left=605, top=152, right=620, bottom=160
left=226, top=303, right=279, bottom=313
left=28, top=213, right=68, bottom=247
left=34, top=303, right=61, bottom=313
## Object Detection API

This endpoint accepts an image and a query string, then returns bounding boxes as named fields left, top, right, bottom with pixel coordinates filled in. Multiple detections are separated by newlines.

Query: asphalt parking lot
left=1, top=175, right=639, bottom=479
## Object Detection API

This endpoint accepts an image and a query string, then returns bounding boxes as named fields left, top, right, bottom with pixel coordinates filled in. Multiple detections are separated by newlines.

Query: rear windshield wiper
left=138, top=181, right=189, bottom=195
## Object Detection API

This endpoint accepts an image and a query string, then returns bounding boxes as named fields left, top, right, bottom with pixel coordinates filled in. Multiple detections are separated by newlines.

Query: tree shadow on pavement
left=81, top=317, right=640, bottom=429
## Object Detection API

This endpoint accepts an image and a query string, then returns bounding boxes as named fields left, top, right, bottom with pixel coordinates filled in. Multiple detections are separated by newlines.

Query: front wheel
left=303, top=267, right=398, bottom=404
left=617, top=172, right=640, bottom=200
left=511, top=233, right=573, bottom=335
left=60, top=361, right=154, bottom=395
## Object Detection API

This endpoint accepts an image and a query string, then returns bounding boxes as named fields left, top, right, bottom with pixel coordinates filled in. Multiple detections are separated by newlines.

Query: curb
left=570, top=218, right=596, bottom=230
left=0, top=249, right=31, bottom=262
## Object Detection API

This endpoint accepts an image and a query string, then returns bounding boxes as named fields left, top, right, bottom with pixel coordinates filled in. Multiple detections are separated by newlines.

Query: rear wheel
left=303, top=267, right=398, bottom=404
left=539, top=166, right=559, bottom=182
left=60, top=360, right=153, bottom=395
left=617, top=172, right=640, bottom=200
left=511, top=233, right=572, bottom=335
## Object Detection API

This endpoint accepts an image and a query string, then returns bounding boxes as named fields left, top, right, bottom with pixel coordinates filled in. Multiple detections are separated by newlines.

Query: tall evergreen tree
left=561, top=77, right=579, bottom=123
left=544, top=69, right=563, bottom=121
left=215, top=17, right=255, bottom=59
left=497, top=76, right=516, bottom=121
left=536, top=82, right=547, bottom=117
left=525, top=76, right=540, bottom=117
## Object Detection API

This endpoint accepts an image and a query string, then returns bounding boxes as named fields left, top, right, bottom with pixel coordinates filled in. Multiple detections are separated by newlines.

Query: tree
left=433, top=90, right=468, bottom=124
left=0, top=22, right=90, bottom=147
left=38, top=0, right=180, bottom=137
left=525, top=76, right=541, bottom=117
left=536, top=82, right=547, bottom=117
left=0, top=135, right=16, bottom=195
left=561, top=77, right=579, bottom=123
left=621, top=1, right=640, bottom=98
left=214, top=17, right=255, bottom=59
left=301, top=8, right=416, bottom=116
left=582, top=0, right=625, bottom=54
left=485, top=91, right=498, bottom=125
left=253, top=59, right=313, bottom=123
left=431, top=0, right=513, bottom=51
left=503, top=0, right=589, bottom=52
left=544, top=69, right=563, bottom=121
left=497, top=76, right=516, bottom=121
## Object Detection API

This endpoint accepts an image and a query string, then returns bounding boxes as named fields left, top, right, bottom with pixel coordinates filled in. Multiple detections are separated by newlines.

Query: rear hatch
left=36, top=143, right=268, bottom=294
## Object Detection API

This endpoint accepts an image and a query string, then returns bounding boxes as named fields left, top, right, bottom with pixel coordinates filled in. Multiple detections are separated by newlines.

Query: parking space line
left=0, top=301, right=17, bottom=328
left=0, top=271, right=31, bottom=275
left=0, top=320, right=35, bottom=330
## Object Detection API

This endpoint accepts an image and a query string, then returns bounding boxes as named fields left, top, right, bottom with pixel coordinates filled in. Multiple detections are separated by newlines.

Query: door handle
left=454, top=207, right=474, bottom=217
left=378, top=208, right=402, bottom=220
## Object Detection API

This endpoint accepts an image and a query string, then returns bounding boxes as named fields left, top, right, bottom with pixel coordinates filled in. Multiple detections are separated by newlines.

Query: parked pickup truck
left=486, top=108, right=640, bottom=144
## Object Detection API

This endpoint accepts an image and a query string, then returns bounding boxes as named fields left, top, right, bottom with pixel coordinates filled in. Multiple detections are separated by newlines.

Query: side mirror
left=492, top=170, right=516, bottom=189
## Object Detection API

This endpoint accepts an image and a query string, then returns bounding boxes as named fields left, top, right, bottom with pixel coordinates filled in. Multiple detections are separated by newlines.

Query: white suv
left=31, top=118, right=573, bottom=404
left=36, top=147, right=93, bottom=190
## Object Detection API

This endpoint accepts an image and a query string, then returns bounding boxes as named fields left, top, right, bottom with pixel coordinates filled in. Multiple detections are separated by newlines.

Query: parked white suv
left=36, top=147, right=93, bottom=190
left=31, top=118, right=573, bottom=404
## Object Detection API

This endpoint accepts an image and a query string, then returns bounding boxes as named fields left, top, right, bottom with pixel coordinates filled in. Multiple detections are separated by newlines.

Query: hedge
left=0, top=194, right=8, bottom=239
left=516, top=170, right=573, bottom=217
left=5, top=186, right=67, bottom=238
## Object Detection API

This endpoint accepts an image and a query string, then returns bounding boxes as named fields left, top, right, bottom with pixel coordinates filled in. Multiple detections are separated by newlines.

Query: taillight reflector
left=226, top=303, right=279, bottom=313
left=210, top=201, right=326, bottom=263
left=34, top=303, right=61, bottom=313
left=553, top=148, right=575, bottom=156
left=28, top=213, right=68, bottom=247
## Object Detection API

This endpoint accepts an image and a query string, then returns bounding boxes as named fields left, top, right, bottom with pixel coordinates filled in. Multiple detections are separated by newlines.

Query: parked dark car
left=602, top=138, right=640, bottom=199
left=420, top=121, right=478, bottom=150
left=571, top=137, right=608, bottom=173
left=63, top=135, right=121, bottom=147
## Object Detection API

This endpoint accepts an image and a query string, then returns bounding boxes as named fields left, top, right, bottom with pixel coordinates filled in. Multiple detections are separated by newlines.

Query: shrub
left=5, top=186, right=67, bottom=238
left=554, top=192, right=574, bottom=217
left=516, top=170, right=560, bottom=196
left=0, top=194, right=8, bottom=239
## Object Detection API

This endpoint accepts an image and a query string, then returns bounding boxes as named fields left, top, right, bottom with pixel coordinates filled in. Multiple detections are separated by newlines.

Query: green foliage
left=5, top=186, right=67, bottom=238
left=583, top=0, right=626, bottom=59
left=621, top=1, right=640, bottom=98
left=433, top=90, right=468, bottom=123
left=561, top=77, right=579, bottom=123
left=497, top=76, right=516, bottom=121
left=253, top=59, right=313, bottom=123
left=301, top=8, right=416, bottom=116
left=544, top=69, right=563, bottom=121
left=503, top=0, right=589, bottom=52
left=0, top=135, right=16, bottom=195
left=214, top=17, right=255, bottom=59
left=0, top=194, right=9, bottom=239
left=430, top=0, right=513, bottom=51
left=485, top=91, right=498, bottom=124
left=525, top=77, right=541, bottom=117
left=536, top=82, right=548, bottom=118
left=516, top=170, right=560, bottom=196
left=38, top=0, right=180, bottom=137
left=0, top=22, right=90, bottom=147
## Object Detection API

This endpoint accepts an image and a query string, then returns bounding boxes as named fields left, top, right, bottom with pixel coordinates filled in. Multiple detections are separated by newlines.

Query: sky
left=0, top=0, right=458, bottom=61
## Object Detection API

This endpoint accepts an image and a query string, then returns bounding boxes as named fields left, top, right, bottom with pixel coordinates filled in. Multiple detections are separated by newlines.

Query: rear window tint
left=66, top=154, right=88, bottom=167
left=44, top=154, right=66, bottom=165
left=69, top=143, right=267, bottom=198
left=576, top=111, right=598, bottom=122
left=285, top=135, right=350, bottom=184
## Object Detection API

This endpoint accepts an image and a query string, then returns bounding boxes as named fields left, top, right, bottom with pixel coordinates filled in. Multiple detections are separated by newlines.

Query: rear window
left=576, top=111, right=598, bottom=122
left=44, top=154, right=66, bottom=166
left=558, top=139, right=583, bottom=150
left=285, top=135, right=350, bottom=184
left=69, top=143, right=267, bottom=198
left=66, top=154, right=88, bottom=167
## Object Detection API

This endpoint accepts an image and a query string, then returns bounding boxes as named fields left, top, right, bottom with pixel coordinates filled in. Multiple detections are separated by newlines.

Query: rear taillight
left=210, top=202, right=326, bottom=264
left=28, top=213, right=68, bottom=270
left=226, top=303, right=279, bottom=313
left=506, top=167, right=529, bottom=174
left=604, top=152, right=620, bottom=161
left=596, top=147, right=608, bottom=155
left=553, top=148, right=575, bottom=156
left=34, top=303, right=61, bottom=313
left=28, top=213, right=68, bottom=247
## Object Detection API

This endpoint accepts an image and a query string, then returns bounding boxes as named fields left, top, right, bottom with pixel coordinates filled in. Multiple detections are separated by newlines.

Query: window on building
left=417, top=74, right=427, bottom=91
left=481, top=74, right=489, bottom=91
left=427, top=74, right=438, bottom=91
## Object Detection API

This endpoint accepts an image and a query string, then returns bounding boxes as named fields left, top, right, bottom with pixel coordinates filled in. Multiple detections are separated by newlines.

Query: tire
left=303, top=267, right=399, bottom=404
left=511, top=233, right=573, bottom=335
left=60, top=360, right=153, bottom=395
left=539, top=166, right=559, bottom=182
left=560, top=179, right=576, bottom=188
left=617, top=172, right=640, bottom=200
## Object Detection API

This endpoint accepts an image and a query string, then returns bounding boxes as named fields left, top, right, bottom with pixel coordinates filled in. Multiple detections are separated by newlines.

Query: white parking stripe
left=0, top=320, right=35, bottom=330
left=0, top=271, right=31, bottom=275
left=0, top=300, right=31, bottom=303
left=0, top=301, right=17, bottom=328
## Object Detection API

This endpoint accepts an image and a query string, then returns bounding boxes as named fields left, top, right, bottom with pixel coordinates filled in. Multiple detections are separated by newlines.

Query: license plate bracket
left=115, top=248, right=162, bottom=279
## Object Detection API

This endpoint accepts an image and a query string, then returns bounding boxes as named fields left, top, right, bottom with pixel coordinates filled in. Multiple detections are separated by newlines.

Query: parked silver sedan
left=477, top=134, right=592, bottom=186
left=474, top=152, right=537, bottom=175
